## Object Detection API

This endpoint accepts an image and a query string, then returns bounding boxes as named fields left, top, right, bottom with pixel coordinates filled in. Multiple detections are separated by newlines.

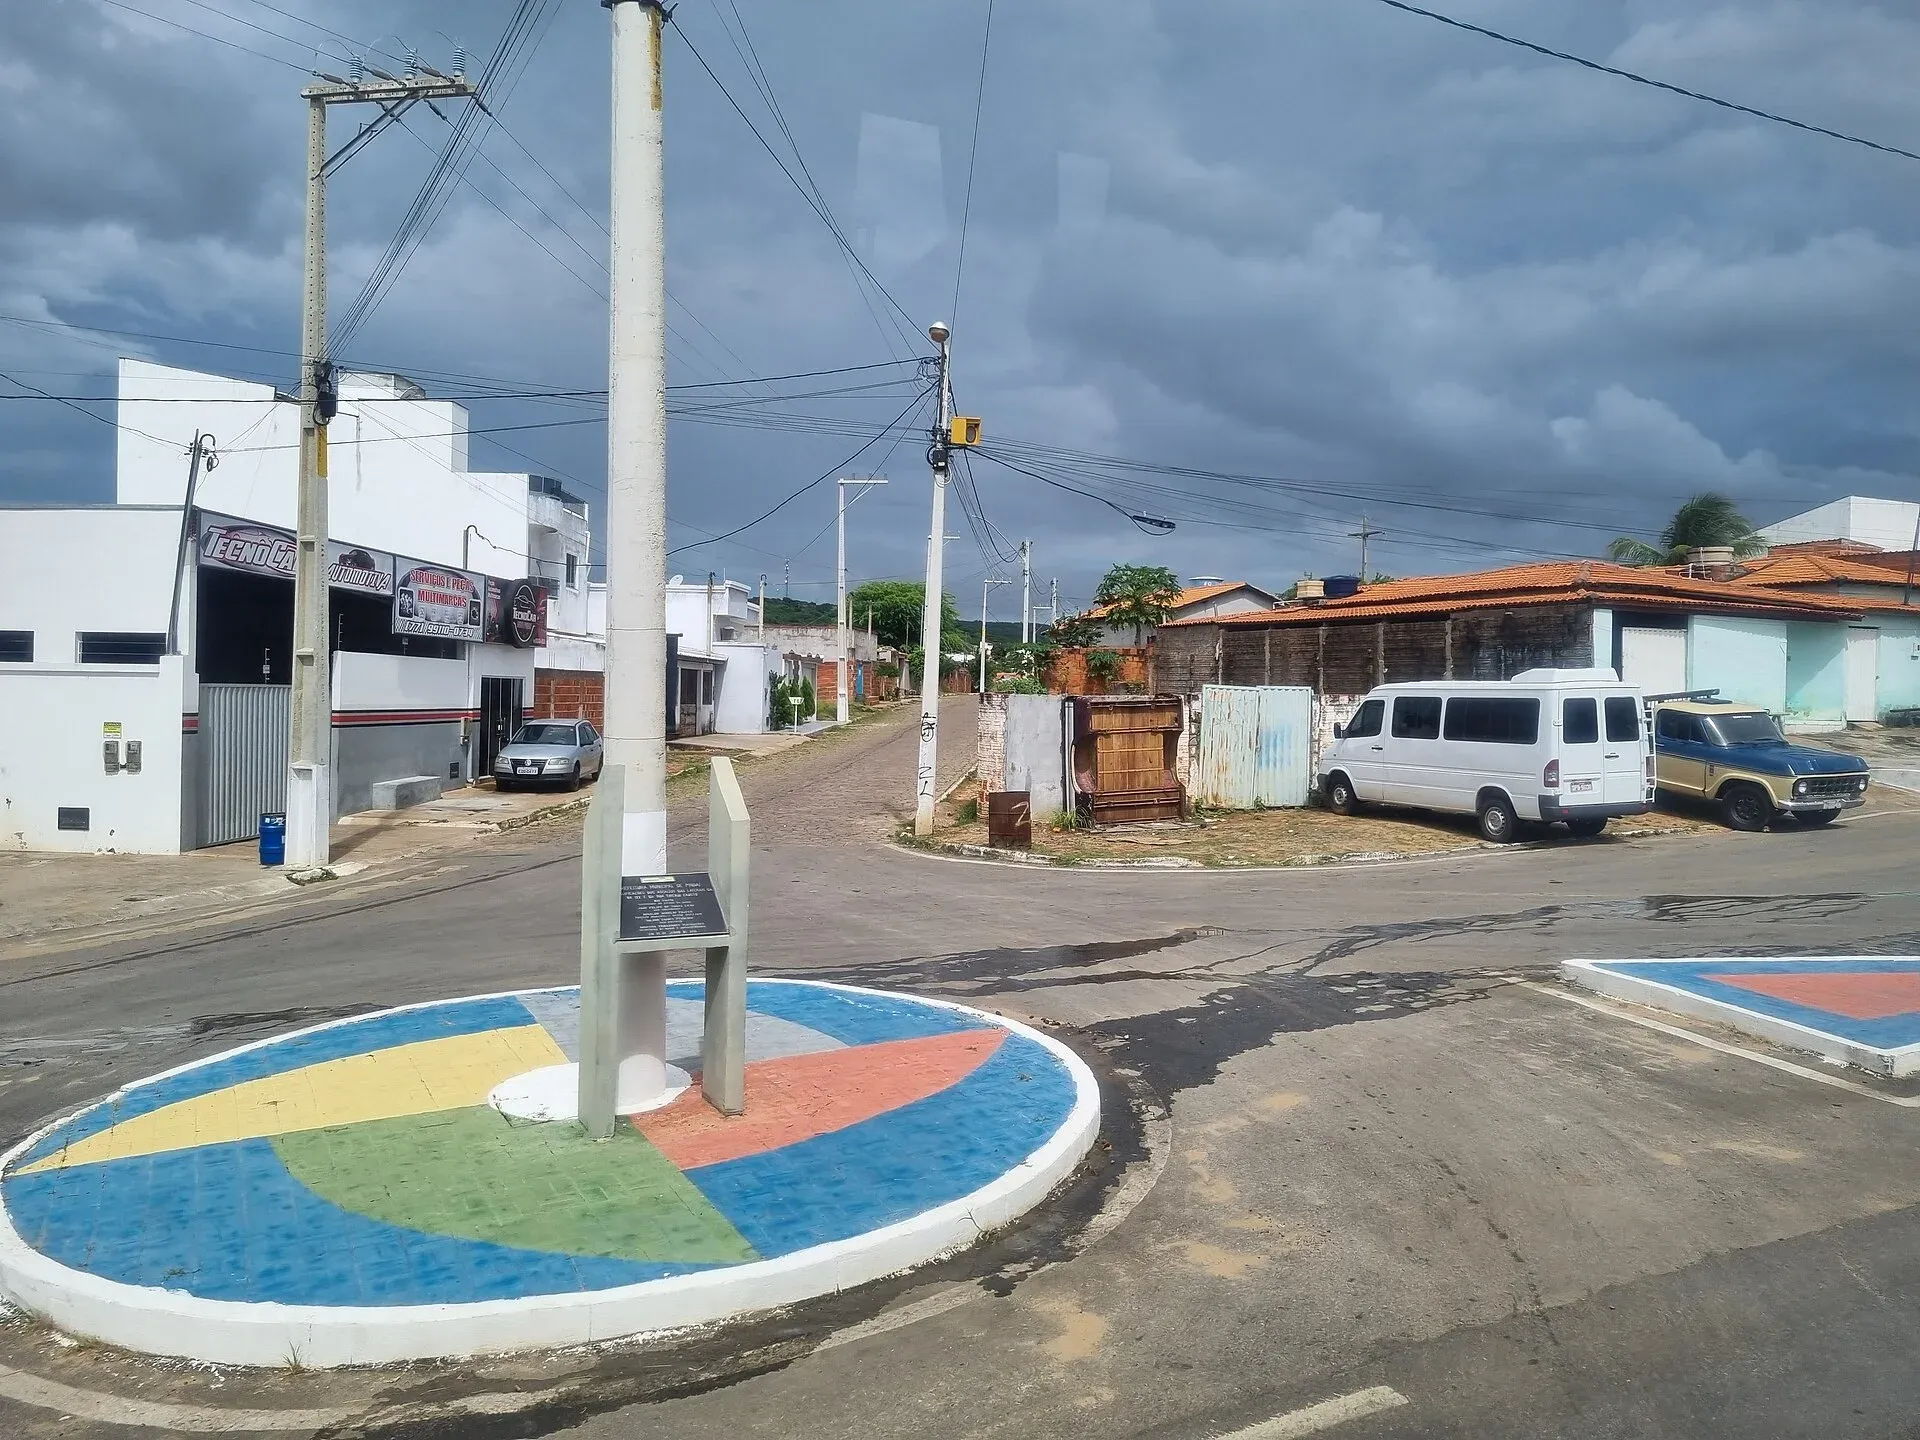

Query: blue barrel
left=259, top=812, right=286, bottom=867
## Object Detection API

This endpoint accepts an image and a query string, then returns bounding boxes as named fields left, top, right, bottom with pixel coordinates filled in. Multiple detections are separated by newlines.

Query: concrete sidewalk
left=0, top=783, right=589, bottom=962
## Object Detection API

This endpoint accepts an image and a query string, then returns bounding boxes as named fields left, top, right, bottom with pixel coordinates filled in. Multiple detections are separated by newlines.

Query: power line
left=950, top=0, right=997, bottom=325
left=91, top=0, right=313, bottom=71
left=666, top=385, right=934, bottom=556
left=1369, top=0, right=1920, bottom=165
left=667, top=15, right=922, bottom=347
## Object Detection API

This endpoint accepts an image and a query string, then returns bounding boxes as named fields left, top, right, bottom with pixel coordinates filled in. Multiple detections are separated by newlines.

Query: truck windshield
left=1704, top=712, right=1785, bottom=747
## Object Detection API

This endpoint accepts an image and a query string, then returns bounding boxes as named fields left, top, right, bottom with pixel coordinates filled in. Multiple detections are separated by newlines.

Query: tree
left=1046, top=610, right=1102, bottom=649
left=1609, top=493, right=1765, bottom=566
left=1093, top=563, right=1184, bottom=645
left=847, top=579, right=964, bottom=652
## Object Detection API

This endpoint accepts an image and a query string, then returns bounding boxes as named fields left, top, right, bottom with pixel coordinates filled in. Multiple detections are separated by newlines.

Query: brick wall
left=533, top=669, right=605, bottom=730
left=977, top=693, right=1008, bottom=790
left=814, top=659, right=901, bottom=705
left=1045, top=645, right=1151, bottom=695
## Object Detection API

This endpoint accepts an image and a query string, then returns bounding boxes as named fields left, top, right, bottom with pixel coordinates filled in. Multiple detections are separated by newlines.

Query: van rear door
left=1600, top=693, right=1649, bottom=806
left=1558, top=694, right=1607, bottom=804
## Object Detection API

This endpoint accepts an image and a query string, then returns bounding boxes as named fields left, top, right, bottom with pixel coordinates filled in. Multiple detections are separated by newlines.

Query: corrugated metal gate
left=1195, top=685, right=1315, bottom=808
left=201, top=683, right=290, bottom=845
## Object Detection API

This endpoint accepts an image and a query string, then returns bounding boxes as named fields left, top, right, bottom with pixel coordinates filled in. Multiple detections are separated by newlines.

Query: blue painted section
left=1, top=1139, right=705, bottom=1304
left=14, top=997, right=539, bottom=1168
left=732, top=980, right=982, bottom=1046
left=1876, top=616, right=1920, bottom=717
left=1784, top=623, right=1846, bottom=722
left=1687, top=616, right=1787, bottom=713
left=1591, top=959, right=1920, bottom=1049
left=687, top=1033, right=1076, bottom=1256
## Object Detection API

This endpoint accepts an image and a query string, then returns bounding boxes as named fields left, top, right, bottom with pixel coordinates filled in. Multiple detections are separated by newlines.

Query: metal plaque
left=618, top=872, right=727, bottom=943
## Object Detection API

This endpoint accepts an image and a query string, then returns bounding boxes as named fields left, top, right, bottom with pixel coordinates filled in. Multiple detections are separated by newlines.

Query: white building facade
left=0, top=360, right=591, bottom=853
left=1760, top=497, right=1920, bottom=554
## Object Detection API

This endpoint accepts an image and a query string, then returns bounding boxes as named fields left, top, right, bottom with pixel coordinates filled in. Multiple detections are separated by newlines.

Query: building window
left=78, top=632, right=165, bottom=665
left=565, top=553, right=578, bottom=589
left=0, top=631, right=30, bottom=663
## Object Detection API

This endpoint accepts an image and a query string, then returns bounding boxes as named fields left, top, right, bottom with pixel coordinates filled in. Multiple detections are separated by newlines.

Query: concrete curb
left=0, top=981, right=1101, bottom=1368
left=902, top=838, right=1475, bottom=871
left=1560, top=957, right=1920, bottom=1078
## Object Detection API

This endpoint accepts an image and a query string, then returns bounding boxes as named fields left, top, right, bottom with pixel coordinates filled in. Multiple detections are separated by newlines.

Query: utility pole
left=287, top=61, right=474, bottom=871
left=598, top=0, right=673, bottom=1112
left=914, top=322, right=955, bottom=837
left=1020, top=539, right=1033, bottom=644
left=978, top=574, right=1007, bottom=694
left=758, top=573, right=767, bottom=640
left=1048, top=576, right=1059, bottom=632
left=836, top=475, right=886, bottom=723
left=1349, top=515, right=1384, bottom=582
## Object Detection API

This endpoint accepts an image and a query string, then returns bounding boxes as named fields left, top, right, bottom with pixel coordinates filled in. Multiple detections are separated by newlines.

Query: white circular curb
left=0, top=980, right=1099, bottom=1368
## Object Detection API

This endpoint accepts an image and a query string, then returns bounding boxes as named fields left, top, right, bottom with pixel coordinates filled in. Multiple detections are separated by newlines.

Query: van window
left=1392, top=696, right=1442, bottom=740
left=1563, top=698, right=1599, bottom=745
left=1345, top=699, right=1384, bottom=738
left=1443, top=697, right=1540, bottom=745
left=1604, top=697, right=1641, bottom=743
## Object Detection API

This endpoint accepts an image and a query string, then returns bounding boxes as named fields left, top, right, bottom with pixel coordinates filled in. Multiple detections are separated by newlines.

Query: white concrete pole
left=602, top=0, right=671, bottom=1110
left=286, top=94, right=332, bottom=870
left=758, top=573, right=767, bottom=640
left=1020, top=539, right=1032, bottom=644
left=913, top=324, right=954, bottom=837
left=837, top=481, right=850, bottom=725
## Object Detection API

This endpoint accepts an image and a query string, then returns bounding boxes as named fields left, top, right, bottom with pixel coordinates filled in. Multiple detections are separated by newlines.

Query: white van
left=1317, top=668, right=1654, bottom=842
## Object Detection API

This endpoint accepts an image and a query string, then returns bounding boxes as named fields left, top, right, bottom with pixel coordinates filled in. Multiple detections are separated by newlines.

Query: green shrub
left=1084, top=649, right=1123, bottom=682
left=955, top=797, right=980, bottom=824
left=993, top=676, right=1046, bottom=694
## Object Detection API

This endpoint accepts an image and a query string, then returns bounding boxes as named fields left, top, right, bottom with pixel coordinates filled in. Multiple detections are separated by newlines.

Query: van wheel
left=1567, top=817, right=1608, bottom=838
left=1477, top=794, right=1518, bottom=843
left=1325, top=773, right=1360, bottom=816
left=1720, top=782, right=1774, bottom=832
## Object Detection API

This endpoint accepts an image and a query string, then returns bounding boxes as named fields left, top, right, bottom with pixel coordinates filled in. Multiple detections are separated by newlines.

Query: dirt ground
left=928, top=779, right=1711, bottom=866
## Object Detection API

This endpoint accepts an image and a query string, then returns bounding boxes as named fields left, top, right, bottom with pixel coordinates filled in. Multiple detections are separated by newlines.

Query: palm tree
left=1608, top=493, right=1765, bottom=566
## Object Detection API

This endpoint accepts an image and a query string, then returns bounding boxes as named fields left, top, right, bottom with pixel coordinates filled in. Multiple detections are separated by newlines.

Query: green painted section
left=1785, top=622, right=1845, bottom=721
left=273, top=1107, right=757, bottom=1265
left=1876, top=616, right=1920, bottom=717
left=1688, top=615, right=1787, bottom=713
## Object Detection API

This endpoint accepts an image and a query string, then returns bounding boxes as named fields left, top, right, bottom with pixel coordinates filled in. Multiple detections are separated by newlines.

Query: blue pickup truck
left=1650, top=697, right=1870, bottom=831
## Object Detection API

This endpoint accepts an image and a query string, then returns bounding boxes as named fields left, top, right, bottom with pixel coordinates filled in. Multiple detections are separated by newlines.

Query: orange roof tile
left=1731, top=555, right=1920, bottom=587
left=1158, top=559, right=1866, bottom=628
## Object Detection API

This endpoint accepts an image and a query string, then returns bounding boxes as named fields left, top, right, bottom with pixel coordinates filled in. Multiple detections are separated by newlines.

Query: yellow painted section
left=18, top=1025, right=567, bottom=1174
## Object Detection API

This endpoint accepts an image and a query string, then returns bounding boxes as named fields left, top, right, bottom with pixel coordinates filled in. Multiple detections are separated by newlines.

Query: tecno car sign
left=196, top=512, right=394, bottom=598
left=509, top=579, right=542, bottom=647
left=393, top=562, right=485, bottom=640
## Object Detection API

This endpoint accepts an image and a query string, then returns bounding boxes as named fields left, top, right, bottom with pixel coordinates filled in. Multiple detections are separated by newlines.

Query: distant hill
left=761, top=597, right=837, bottom=626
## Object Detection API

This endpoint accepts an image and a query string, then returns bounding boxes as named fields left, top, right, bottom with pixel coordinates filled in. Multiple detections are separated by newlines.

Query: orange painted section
left=634, top=1028, right=1006, bottom=1169
left=1710, top=971, right=1920, bottom=1022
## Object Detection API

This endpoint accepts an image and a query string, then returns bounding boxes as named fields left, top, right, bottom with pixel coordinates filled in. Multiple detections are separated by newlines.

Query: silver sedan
left=493, top=720, right=604, bottom=791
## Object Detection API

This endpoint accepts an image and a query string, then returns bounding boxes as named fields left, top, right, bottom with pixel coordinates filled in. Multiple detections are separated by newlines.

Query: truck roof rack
left=1643, top=689, right=1723, bottom=703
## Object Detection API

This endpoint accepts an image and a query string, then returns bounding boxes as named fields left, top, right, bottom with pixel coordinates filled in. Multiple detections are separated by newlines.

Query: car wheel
left=1720, top=782, right=1774, bottom=832
left=1567, top=817, right=1608, bottom=838
left=567, top=763, right=582, bottom=792
left=1325, top=773, right=1360, bottom=816
left=1797, top=808, right=1840, bottom=827
left=1477, top=794, right=1519, bottom=843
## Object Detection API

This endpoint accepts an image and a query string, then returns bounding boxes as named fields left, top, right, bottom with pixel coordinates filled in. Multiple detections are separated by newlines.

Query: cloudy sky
left=4, top=0, right=1919, bottom=615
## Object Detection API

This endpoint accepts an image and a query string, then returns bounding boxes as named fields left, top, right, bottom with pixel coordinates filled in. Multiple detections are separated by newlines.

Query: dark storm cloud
left=3, top=0, right=1919, bottom=605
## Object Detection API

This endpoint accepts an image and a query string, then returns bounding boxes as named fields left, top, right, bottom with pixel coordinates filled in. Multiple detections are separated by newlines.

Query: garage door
left=1620, top=627, right=1688, bottom=695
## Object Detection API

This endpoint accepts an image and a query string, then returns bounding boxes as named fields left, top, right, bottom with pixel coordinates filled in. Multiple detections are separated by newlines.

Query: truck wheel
left=1477, top=794, right=1518, bottom=843
left=1720, top=782, right=1774, bottom=832
left=1567, top=817, right=1608, bottom=838
left=1325, top=773, right=1360, bottom=816
left=1797, top=808, right=1840, bottom=827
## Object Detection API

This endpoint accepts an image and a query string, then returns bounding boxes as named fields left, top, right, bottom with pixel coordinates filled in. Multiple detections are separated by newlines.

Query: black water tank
left=1324, top=574, right=1362, bottom=599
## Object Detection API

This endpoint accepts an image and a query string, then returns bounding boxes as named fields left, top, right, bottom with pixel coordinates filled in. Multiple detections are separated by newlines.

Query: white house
left=1083, top=579, right=1280, bottom=646
left=1760, top=497, right=1920, bottom=555
left=663, top=576, right=782, bottom=735
left=0, top=359, right=591, bottom=854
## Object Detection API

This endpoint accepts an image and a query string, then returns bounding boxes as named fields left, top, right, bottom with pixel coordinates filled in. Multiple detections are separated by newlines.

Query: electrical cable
left=950, top=0, right=996, bottom=325
left=90, top=0, right=313, bottom=71
left=1369, top=0, right=1920, bottom=165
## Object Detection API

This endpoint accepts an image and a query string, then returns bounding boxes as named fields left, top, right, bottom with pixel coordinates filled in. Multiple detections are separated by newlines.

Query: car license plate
left=515, top=764, right=539, bottom=775
left=1570, top=779, right=1594, bottom=794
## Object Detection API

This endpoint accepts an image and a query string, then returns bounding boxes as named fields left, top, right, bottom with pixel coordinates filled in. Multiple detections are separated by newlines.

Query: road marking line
left=0, top=1361, right=355, bottom=1432
left=1217, top=1385, right=1409, bottom=1438
left=1523, top=983, right=1920, bottom=1108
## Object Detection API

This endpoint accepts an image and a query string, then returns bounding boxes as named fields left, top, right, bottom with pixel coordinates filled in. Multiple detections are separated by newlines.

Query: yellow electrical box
left=949, top=416, right=983, bottom=447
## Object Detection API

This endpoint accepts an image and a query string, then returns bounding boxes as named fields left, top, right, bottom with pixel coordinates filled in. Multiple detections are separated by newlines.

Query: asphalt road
left=4, top=696, right=1920, bottom=1439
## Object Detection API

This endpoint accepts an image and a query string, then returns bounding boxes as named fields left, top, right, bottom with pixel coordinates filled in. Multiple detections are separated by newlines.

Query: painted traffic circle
left=0, top=980, right=1099, bottom=1366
